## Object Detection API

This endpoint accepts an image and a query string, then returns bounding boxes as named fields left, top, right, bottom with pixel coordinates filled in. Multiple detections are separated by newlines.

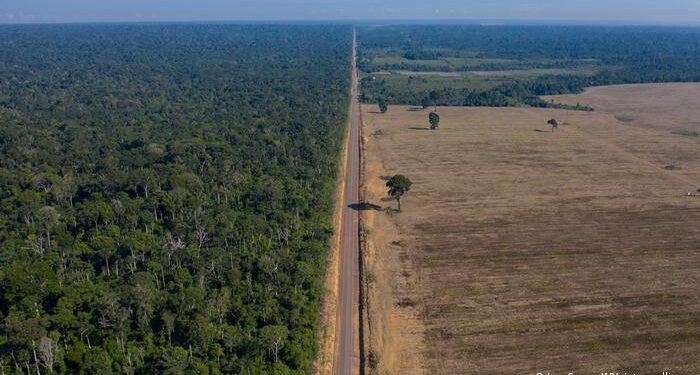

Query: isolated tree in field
left=547, top=118, right=559, bottom=132
left=429, top=111, right=440, bottom=130
left=386, top=175, right=412, bottom=211
left=378, top=97, right=388, bottom=113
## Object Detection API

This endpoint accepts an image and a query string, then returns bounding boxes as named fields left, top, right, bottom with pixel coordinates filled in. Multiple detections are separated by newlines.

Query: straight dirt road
left=333, top=28, right=361, bottom=375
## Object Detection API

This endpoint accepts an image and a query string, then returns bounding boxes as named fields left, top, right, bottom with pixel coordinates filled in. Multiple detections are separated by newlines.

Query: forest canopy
left=0, top=24, right=351, bottom=374
left=358, top=25, right=700, bottom=107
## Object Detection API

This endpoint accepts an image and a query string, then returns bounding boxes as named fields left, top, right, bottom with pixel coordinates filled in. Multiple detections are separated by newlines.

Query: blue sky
left=1, top=0, right=699, bottom=24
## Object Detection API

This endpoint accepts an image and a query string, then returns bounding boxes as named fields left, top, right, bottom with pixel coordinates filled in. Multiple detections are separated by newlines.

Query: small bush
left=396, top=298, right=417, bottom=308
left=615, top=115, right=635, bottom=123
left=368, top=350, right=379, bottom=371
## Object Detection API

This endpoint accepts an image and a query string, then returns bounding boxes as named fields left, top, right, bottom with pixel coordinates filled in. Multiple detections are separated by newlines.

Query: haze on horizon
left=1, top=0, right=700, bottom=25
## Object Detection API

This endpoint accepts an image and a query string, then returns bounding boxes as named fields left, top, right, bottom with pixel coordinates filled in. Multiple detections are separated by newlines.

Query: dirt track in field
left=362, top=93, right=700, bottom=374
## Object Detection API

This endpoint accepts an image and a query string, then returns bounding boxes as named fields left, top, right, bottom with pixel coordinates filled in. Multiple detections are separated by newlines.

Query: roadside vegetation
left=358, top=26, right=700, bottom=108
left=0, top=24, right=351, bottom=374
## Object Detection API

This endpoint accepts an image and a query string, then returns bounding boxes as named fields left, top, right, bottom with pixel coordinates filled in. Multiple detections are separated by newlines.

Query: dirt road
left=333, top=28, right=361, bottom=375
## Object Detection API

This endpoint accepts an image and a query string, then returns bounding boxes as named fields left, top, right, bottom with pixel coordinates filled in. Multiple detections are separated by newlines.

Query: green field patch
left=393, top=70, right=462, bottom=77
left=371, top=56, right=452, bottom=69
left=469, top=67, right=597, bottom=78
left=671, top=129, right=700, bottom=137
left=365, top=72, right=503, bottom=93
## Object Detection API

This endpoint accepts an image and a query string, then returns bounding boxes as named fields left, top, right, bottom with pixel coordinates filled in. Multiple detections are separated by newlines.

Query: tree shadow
left=408, top=127, right=433, bottom=131
left=348, top=202, right=384, bottom=211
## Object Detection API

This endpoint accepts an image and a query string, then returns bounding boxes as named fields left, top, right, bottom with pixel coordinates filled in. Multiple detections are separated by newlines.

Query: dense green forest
left=0, top=24, right=351, bottom=374
left=358, top=25, right=700, bottom=107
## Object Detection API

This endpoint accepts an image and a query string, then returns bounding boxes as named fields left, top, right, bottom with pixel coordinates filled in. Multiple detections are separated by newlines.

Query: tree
left=161, top=311, right=176, bottom=345
left=38, top=336, right=56, bottom=373
left=36, top=206, right=60, bottom=249
left=420, top=96, right=432, bottom=109
left=429, top=112, right=440, bottom=130
left=259, top=325, right=288, bottom=364
left=547, top=118, right=559, bottom=132
left=378, top=98, right=388, bottom=113
left=386, top=175, right=413, bottom=211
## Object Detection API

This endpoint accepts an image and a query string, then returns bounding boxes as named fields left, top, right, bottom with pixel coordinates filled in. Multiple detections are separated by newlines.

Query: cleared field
left=363, top=73, right=502, bottom=99
left=382, top=68, right=595, bottom=79
left=393, top=71, right=462, bottom=77
left=545, top=83, right=700, bottom=132
left=363, top=68, right=599, bottom=106
left=369, top=56, right=452, bottom=70
left=471, top=67, right=597, bottom=78
left=368, top=56, right=518, bottom=71
left=362, top=97, right=700, bottom=374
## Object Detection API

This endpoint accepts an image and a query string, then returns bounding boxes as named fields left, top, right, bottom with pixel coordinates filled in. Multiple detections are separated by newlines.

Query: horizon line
left=1, top=18, right=700, bottom=28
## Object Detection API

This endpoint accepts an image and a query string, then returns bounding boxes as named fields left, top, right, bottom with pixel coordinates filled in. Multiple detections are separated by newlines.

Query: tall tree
left=386, top=175, right=413, bottom=211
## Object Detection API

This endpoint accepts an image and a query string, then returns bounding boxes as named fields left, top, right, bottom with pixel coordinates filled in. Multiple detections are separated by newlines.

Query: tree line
left=359, top=25, right=700, bottom=108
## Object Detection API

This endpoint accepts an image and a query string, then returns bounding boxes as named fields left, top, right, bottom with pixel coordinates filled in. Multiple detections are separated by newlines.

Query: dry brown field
left=544, top=83, right=700, bottom=132
left=362, top=85, right=700, bottom=374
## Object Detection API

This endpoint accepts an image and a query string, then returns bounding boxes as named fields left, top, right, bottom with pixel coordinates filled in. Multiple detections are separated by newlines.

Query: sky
left=1, top=0, right=700, bottom=25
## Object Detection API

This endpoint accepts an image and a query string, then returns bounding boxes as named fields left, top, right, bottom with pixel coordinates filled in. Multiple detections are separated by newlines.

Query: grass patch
left=671, top=129, right=699, bottom=137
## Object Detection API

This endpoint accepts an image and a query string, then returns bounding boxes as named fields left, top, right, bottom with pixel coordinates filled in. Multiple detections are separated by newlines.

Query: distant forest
left=0, top=24, right=351, bottom=374
left=358, top=26, right=700, bottom=107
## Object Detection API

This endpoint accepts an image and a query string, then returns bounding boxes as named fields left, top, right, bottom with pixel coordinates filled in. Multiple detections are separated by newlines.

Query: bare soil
left=362, top=94, right=700, bottom=374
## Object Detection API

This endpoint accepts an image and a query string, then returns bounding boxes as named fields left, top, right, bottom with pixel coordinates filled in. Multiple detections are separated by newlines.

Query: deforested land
left=362, top=93, right=700, bottom=374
